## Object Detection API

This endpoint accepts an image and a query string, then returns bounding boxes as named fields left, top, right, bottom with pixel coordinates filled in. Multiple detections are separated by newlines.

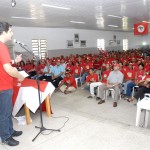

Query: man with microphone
left=0, top=22, right=25, bottom=146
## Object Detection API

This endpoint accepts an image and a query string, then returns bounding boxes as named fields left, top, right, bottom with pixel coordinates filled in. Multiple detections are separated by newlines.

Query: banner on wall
left=134, top=22, right=148, bottom=35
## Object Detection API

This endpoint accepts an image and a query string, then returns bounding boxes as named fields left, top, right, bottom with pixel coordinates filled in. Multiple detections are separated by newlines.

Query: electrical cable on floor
left=41, top=116, right=69, bottom=135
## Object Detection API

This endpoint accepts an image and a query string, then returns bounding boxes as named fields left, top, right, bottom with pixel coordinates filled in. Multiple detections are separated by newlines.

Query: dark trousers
left=0, top=89, right=14, bottom=141
left=51, top=76, right=63, bottom=88
left=134, top=86, right=150, bottom=100
left=39, top=75, right=52, bottom=82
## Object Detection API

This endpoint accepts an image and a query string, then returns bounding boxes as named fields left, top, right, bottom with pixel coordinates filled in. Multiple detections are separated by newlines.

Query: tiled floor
left=1, top=89, right=150, bottom=150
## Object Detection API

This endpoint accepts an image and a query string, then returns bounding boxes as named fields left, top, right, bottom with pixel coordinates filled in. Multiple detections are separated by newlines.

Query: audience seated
left=15, top=49, right=149, bottom=103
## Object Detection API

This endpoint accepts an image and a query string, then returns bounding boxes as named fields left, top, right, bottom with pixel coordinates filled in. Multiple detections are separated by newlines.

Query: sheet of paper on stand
left=19, top=71, right=29, bottom=78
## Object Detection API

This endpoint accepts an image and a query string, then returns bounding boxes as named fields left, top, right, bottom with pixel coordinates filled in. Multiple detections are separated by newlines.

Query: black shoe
left=98, top=100, right=105, bottom=104
left=96, top=97, right=101, bottom=100
left=88, top=95, right=94, bottom=98
left=2, top=137, right=19, bottom=146
left=12, top=130, right=23, bottom=137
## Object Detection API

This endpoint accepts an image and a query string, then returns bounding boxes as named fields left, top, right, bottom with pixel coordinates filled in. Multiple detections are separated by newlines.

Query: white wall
left=12, top=27, right=129, bottom=50
left=10, top=26, right=150, bottom=58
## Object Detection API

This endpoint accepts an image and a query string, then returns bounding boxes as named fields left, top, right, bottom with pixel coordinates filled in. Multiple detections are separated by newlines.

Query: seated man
left=122, top=63, right=136, bottom=98
left=81, top=57, right=93, bottom=84
left=82, top=68, right=99, bottom=90
left=97, top=64, right=124, bottom=107
left=39, top=60, right=53, bottom=82
left=127, top=71, right=150, bottom=102
left=55, top=71, right=77, bottom=94
left=51, top=59, right=65, bottom=88
left=88, top=63, right=111, bottom=100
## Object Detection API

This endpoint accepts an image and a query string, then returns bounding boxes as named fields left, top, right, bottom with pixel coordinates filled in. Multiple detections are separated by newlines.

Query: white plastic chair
left=97, top=86, right=121, bottom=100
left=105, top=88, right=122, bottom=100
left=136, top=93, right=150, bottom=127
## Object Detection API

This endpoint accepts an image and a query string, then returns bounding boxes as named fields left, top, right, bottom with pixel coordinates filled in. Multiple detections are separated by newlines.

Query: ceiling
left=0, top=0, right=150, bottom=31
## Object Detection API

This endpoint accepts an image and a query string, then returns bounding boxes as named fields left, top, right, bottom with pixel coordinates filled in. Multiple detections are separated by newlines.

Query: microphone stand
left=18, top=43, right=60, bottom=142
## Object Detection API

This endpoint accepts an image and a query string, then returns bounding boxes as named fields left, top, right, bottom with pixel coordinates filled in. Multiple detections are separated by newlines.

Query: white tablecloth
left=12, top=82, right=55, bottom=116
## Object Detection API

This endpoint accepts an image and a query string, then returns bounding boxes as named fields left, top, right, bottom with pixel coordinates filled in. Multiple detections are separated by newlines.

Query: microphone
left=13, top=39, right=25, bottom=46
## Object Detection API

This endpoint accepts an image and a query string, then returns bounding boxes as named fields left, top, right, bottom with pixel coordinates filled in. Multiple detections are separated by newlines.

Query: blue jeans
left=0, top=89, right=14, bottom=141
left=81, top=72, right=89, bottom=84
left=126, top=82, right=136, bottom=97
left=84, top=85, right=90, bottom=91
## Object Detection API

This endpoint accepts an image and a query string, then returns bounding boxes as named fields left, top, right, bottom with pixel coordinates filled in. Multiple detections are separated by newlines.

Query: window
left=123, top=39, right=128, bottom=51
left=97, top=39, right=105, bottom=50
left=32, top=39, right=47, bottom=59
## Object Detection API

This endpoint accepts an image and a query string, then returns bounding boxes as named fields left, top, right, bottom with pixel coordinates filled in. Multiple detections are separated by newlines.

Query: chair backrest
left=144, top=93, right=150, bottom=99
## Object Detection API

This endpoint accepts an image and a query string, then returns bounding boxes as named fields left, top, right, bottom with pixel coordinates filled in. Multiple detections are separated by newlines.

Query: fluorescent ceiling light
left=142, top=21, right=150, bottom=23
left=70, top=21, right=85, bottom=24
left=42, top=4, right=71, bottom=10
left=11, top=16, right=37, bottom=20
left=108, top=25, right=118, bottom=27
left=108, top=15, right=122, bottom=18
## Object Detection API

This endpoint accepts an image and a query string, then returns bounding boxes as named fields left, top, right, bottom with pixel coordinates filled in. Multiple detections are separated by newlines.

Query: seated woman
left=127, top=71, right=150, bottom=102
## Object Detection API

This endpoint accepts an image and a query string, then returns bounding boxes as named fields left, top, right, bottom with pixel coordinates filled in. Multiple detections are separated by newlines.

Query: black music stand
left=18, top=43, right=60, bottom=142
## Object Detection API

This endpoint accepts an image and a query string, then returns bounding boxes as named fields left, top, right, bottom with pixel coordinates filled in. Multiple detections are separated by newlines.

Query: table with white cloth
left=12, top=78, right=55, bottom=124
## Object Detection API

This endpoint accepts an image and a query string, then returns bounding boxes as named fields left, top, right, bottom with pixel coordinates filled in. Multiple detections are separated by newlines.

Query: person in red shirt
left=125, top=63, right=145, bottom=99
left=65, top=60, right=74, bottom=75
left=123, top=63, right=136, bottom=98
left=0, top=22, right=25, bottom=146
left=93, top=57, right=102, bottom=78
left=127, top=70, right=150, bottom=102
left=55, top=71, right=76, bottom=94
left=133, top=63, right=145, bottom=84
left=82, top=68, right=98, bottom=91
left=88, top=63, right=111, bottom=99
left=81, top=57, right=93, bottom=84
left=72, top=61, right=82, bottom=78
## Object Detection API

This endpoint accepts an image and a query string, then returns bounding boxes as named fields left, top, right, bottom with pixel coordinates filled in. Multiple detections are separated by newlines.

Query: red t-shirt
left=83, top=62, right=93, bottom=72
left=125, top=69, right=136, bottom=80
left=66, top=64, right=74, bottom=74
left=143, top=75, right=150, bottom=80
left=63, top=76, right=77, bottom=88
left=136, top=70, right=145, bottom=82
left=86, top=73, right=98, bottom=82
left=0, top=42, right=13, bottom=90
left=72, top=66, right=81, bottom=76
left=102, top=70, right=111, bottom=84
left=93, top=61, right=102, bottom=69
